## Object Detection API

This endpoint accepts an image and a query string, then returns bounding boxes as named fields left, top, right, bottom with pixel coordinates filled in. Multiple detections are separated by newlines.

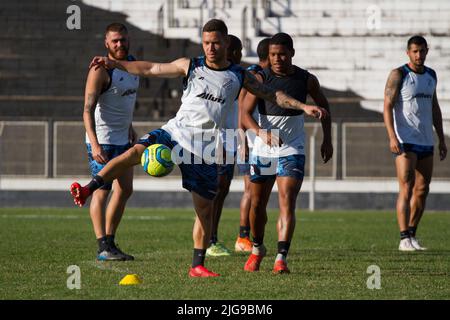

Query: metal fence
left=1, top=120, right=449, bottom=179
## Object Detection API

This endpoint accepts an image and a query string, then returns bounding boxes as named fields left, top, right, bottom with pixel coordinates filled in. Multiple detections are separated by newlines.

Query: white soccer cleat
left=410, top=237, right=427, bottom=251
left=398, top=238, right=416, bottom=251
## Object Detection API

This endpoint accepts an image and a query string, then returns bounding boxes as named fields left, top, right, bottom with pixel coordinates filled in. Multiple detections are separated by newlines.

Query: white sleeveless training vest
left=162, top=56, right=244, bottom=158
left=394, top=64, right=437, bottom=147
left=86, top=56, right=139, bottom=145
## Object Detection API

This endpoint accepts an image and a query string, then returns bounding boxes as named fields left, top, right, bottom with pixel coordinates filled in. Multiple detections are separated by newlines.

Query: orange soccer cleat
left=272, top=260, right=290, bottom=274
left=235, top=236, right=253, bottom=252
left=244, top=253, right=265, bottom=272
left=189, top=265, right=220, bottom=278
left=70, top=182, right=91, bottom=207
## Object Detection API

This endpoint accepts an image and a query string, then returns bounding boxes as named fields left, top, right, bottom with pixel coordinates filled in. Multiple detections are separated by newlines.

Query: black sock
left=97, top=236, right=108, bottom=251
left=239, top=226, right=250, bottom=238
left=87, top=175, right=105, bottom=193
left=192, top=248, right=206, bottom=268
left=277, top=241, right=291, bottom=256
left=210, top=234, right=218, bottom=245
left=400, top=230, right=410, bottom=240
left=252, top=237, right=264, bottom=247
left=408, top=226, right=417, bottom=238
left=106, top=234, right=115, bottom=245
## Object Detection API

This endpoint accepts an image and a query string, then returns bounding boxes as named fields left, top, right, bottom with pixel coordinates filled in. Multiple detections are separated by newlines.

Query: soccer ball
left=141, top=144, right=174, bottom=177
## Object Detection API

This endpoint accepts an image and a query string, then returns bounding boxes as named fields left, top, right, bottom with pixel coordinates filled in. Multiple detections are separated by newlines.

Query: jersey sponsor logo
left=412, top=93, right=432, bottom=99
left=196, top=92, right=226, bottom=104
left=223, top=79, right=234, bottom=90
left=122, top=89, right=137, bottom=97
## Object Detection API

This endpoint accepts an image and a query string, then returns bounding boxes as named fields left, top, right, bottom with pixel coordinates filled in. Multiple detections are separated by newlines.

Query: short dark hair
left=269, top=33, right=294, bottom=51
left=105, top=23, right=128, bottom=36
left=202, top=19, right=228, bottom=36
left=228, top=34, right=242, bottom=52
left=407, top=35, right=428, bottom=49
left=257, top=38, right=271, bottom=61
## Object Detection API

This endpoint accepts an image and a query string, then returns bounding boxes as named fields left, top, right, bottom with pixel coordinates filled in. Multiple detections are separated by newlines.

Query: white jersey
left=85, top=56, right=139, bottom=145
left=222, top=100, right=239, bottom=153
left=252, top=66, right=309, bottom=158
left=162, top=56, right=244, bottom=158
left=394, top=64, right=437, bottom=147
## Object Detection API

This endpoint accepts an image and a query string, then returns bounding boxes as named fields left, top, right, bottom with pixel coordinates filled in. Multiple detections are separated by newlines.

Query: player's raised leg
left=71, top=144, right=145, bottom=207
left=395, top=152, right=417, bottom=251
left=409, top=155, right=433, bottom=250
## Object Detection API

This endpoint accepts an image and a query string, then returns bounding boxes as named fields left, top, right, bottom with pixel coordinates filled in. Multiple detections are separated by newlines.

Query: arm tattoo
left=385, top=70, right=402, bottom=102
left=84, top=93, right=99, bottom=112
left=243, top=70, right=305, bottom=110
left=243, top=71, right=276, bottom=102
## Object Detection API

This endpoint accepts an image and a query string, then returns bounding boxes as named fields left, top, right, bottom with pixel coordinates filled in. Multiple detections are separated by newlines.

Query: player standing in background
left=383, top=35, right=447, bottom=251
left=234, top=38, right=271, bottom=253
left=206, top=34, right=243, bottom=257
left=71, top=20, right=327, bottom=277
left=241, top=33, right=333, bottom=274
left=82, top=23, right=138, bottom=261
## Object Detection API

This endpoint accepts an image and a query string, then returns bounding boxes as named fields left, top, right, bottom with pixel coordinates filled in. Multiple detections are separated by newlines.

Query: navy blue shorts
left=86, top=143, right=131, bottom=190
left=137, top=128, right=218, bottom=200
left=217, top=163, right=235, bottom=180
left=237, top=163, right=250, bottom=176
left=395, top=143, right=434, bottom=160
left=249, top=154, right=306, bottom=183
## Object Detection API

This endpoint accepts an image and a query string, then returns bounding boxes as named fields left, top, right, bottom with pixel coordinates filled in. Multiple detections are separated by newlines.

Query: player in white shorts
left=383, top=35, right=447, bottom=251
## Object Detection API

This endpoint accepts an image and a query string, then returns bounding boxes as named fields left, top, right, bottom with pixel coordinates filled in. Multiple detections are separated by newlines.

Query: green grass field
left=0, top=208, right=449, bottom=300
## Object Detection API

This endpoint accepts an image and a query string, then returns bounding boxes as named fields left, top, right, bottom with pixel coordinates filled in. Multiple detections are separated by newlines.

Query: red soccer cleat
left=272, top=260, right=290, bottom=274
left=244, top=253, right=265, bottom=272
left=189, top=265, right=220, bottom=278
left=70, top=182, right=91, bottom=207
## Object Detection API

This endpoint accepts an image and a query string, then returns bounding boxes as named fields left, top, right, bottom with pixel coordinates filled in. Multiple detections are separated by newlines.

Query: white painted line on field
left=0, top=214, right=171, bottom=220
left=1, top=177, right=449, bottom=193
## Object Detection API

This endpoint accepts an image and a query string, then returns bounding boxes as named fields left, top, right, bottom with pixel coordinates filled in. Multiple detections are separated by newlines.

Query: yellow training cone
left=119, top=274, right=142, bottom=285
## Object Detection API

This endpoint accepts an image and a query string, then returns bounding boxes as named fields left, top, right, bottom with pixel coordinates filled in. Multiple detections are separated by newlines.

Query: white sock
left=275, top=253, right=286, bottom=262
left=252, top=244, right=266, bottom=256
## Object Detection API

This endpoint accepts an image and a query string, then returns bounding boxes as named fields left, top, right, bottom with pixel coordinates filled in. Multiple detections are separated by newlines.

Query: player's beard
left=108, top=46, right=129, bottom=60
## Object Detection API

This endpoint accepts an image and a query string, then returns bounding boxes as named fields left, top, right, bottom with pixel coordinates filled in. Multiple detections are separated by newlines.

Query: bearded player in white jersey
left=70, top=19, right=327, bottom=277
left=82, top=23, right=138, bottom=261
left=383, top=35, right=447, bottom=252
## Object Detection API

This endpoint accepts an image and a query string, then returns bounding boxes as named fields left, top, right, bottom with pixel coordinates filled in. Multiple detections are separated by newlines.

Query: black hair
left=269, top=33, right=294, bottom=51
left=228, top=34, right=242, bottom=52
left=407, top=35, right=428, bottom=49
left=256, top=38, right=270, bottom=61
left=202, top=19, right=228, bottom=36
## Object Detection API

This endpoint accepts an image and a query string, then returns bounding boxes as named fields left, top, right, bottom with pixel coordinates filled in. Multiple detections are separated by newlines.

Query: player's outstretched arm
left=383, top=68, right=402, bottom=154
left=89, top=56, right=190, bottom=78
left=432, top=90, right=447, bottom=160
left=242, top=70, right=328, bottom=120
left=307, top=74, right=333, bottom=163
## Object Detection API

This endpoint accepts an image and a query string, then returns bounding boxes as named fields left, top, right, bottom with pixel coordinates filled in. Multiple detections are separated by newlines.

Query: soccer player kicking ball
left=70, top=20, right=327, bottom=277
left=383, top=35, right=447, bottom=251
left=241, top=33, right=333, bottom=274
